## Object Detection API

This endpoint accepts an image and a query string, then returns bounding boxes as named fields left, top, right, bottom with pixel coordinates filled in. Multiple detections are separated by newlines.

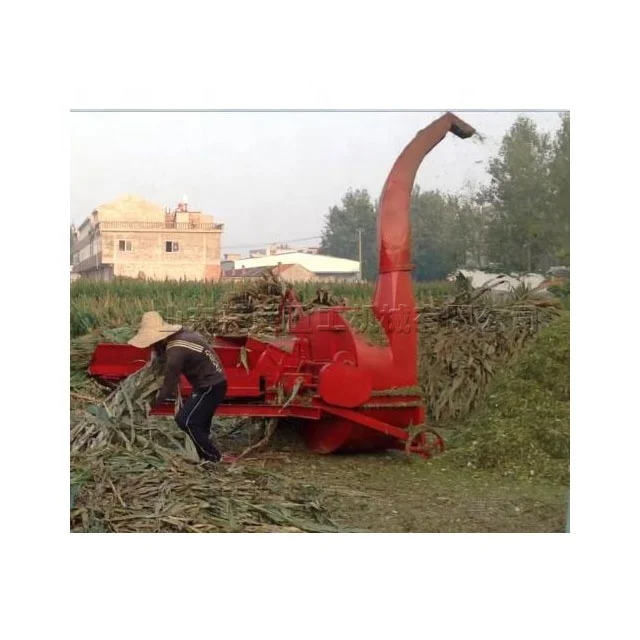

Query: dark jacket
left=154, top=329, right=225, bottom=405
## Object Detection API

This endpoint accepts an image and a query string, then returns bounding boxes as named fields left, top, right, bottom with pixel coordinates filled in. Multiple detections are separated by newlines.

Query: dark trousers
left=175, top=380, right=227, bottom=462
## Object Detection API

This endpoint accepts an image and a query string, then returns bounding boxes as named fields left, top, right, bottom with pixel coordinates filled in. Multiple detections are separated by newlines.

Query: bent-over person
left=128, top=311, right=231, bottom=463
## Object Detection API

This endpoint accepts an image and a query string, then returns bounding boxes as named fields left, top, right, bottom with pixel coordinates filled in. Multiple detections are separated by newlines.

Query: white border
left=6, top=0, right=632, bottom=638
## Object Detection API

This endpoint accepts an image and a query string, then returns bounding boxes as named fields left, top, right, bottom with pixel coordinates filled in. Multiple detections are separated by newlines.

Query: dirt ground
left=216, top=425, right=568, bottom=533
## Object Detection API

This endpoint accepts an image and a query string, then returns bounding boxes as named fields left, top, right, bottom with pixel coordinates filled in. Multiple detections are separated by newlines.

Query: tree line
left=320, top=113, right=569, bottom=281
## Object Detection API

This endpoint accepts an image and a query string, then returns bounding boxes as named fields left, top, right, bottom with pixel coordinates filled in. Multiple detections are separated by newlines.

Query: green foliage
left=70, top=306, right=98, bottom=337
left=410, top=188, right=458, bottom=280
left=410, top=186, right=491, bottom=281
left=548, top=280, right=570, bottom=309
left=319, top=189, right=377, bottom=280
left=548, top=113, right=570, bottom=264
left=70, top=278, right=456, bottom=337
left=446, top=313, right=570, bottom=484
left=480, top=113, right=570, bottom=272
left=453, top=193, right=491, bottom=269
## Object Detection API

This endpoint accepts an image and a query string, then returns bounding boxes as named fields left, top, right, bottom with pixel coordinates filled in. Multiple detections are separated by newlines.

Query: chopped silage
left=442, top=313, right=570, bottom=484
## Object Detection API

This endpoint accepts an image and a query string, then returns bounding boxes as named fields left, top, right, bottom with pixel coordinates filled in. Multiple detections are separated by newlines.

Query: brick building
left=223, top=263, right=319, bottom=283
left=71, top=195, right=224, bottom=281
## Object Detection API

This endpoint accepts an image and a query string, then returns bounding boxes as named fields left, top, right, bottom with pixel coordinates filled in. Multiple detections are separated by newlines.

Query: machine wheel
left=406, top=426, right=445, bottom=458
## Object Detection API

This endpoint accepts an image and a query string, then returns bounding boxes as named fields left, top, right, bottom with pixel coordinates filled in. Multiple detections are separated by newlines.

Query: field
left=70, top=277, right=570, bottom=533
left=70, top=278, right=454, bottom=337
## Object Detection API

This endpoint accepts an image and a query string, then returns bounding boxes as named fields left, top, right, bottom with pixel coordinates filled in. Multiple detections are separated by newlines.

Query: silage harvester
left=87, top=112, right=477, bottom=457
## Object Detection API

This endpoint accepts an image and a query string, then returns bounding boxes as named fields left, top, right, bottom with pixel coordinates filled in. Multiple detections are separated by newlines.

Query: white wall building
left=223, top=251, right=361, bottom=282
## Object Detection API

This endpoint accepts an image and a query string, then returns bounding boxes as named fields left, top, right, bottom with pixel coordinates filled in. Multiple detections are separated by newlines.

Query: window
left=166, top=241, right=179, bottom=253
left=118, top=240, right=132, bottom=252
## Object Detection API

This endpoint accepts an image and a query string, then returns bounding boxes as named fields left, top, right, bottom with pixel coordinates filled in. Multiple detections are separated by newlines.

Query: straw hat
left=128, top=311, right=182, bottom=349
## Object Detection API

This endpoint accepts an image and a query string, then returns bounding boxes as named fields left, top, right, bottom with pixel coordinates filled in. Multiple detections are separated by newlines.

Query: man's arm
left=153, top=347, right=185, bottom=406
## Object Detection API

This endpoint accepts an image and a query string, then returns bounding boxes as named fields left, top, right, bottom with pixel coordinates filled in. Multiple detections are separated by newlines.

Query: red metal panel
left=303, top=402, right=424, bottom=454
left=223, top=368, right=262, bottom=396
left=291, top=309, right=358, bottom=364
left=281, top=372, right=313, bottom=395
left=322, top=405, right=411, bottom=440
left=317, top=362, right=372, bottom=408
left=150, top=402, right=322, bottom=420
left=217, top=404, right=321, bottom=419
left=88, top=343, right=150, bottom=378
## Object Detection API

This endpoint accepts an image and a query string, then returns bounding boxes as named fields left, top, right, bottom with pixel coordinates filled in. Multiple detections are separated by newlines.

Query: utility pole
left=358, top=228, right=363, bottom=282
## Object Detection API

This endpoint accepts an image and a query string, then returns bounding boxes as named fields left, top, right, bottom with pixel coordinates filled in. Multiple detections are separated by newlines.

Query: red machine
left=88, top=112, right=477, bottom=456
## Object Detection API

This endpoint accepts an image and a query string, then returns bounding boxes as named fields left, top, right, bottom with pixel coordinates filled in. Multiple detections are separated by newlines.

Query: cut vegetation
left=444, top=313, right=570, bottom=484
left=70, top=275, right=569, bottom=532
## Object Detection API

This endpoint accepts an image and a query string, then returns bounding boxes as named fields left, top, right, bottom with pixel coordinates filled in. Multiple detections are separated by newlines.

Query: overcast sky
left=70, top=111, right=563, bottom=252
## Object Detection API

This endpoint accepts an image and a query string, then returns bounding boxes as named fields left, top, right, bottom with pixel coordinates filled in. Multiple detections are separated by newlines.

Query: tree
left=480, top=113, right=570, bottom=272
left=548, top=112, right=570, bottom=264
left=481, top=116, right=556, bottom=272
left=453, top=189, right=492, bottom=270
left=410, top=187, right=461, bottom=281
left=320, top=189, right=377, bottom=280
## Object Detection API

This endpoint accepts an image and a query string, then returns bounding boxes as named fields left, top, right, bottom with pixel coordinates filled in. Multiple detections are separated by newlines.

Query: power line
left=222, top=235, right=322, bottom=250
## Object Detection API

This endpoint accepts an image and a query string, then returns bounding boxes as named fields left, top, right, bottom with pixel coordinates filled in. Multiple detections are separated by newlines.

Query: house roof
left=229, top=251, right=359, bottom=274
left=87, top=195, right=216, bottom=225
left=223, top=266, right=273, bottom=278
left=223, top=264, right=312, bottom=278
left=94, top=195, right=166, bottom=222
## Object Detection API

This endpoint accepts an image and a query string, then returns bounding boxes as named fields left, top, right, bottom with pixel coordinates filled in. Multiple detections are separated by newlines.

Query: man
left=128, top=311, right=232, bottom=463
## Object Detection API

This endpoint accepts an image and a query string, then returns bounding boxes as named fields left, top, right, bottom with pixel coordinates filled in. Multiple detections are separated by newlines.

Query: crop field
left=70, top=277, right=570, bottom=533
left=70, top=278, right=455, bottom=337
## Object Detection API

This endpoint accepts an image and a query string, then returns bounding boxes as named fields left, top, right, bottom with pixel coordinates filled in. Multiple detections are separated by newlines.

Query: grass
left=443, top=312, right=570, bottom=484
left=227, top=426, right=568, bottom=533
left=70, top=278, right=456, bottom=337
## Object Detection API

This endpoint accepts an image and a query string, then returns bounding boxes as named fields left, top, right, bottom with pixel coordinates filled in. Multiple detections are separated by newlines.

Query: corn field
left=70, top=278, right=455, bottom=338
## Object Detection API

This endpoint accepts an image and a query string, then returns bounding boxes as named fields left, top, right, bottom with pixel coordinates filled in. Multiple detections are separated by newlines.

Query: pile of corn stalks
left=188, top=270, right=346, bottom=339
left=70, top=364, right=349, bottom=533
left=71, top=451, right=342, bottom=532
left=193, top=271, right=284, bottom=337
left=417, top=302, right=559, bottom=425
